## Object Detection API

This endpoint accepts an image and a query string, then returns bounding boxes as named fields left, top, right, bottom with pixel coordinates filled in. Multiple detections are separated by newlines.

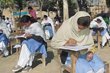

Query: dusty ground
left=0, top=43, right=110, bottom=73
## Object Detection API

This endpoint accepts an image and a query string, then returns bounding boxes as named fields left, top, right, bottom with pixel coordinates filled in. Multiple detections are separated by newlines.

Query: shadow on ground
left=32, top=51, right=54, bottom=68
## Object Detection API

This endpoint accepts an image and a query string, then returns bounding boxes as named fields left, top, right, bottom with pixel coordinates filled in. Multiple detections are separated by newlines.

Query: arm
left=86, top=45, right=97, bottom=61
left=64, top=38, right=77, bottom=46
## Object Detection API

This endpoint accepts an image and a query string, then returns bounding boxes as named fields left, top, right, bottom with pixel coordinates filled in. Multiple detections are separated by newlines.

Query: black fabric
left=43, top=23, right=51, bottom=28
left=19, top=34, right=47, bottom=51
left=31, top=34, right=47, bottom=51
left=90, top=27, right=104, bottom=32
left=60, top=51, right=68, bottom=64
left=30, top=35, right=44, bottom=43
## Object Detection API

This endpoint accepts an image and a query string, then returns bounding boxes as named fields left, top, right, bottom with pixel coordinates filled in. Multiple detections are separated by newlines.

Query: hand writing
left=25, top=33, right=32, bottom=38
left=64, top=38, right=77, bottom=46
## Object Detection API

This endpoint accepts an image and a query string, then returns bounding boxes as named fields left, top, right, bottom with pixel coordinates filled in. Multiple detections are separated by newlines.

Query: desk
left=56, top=45, right=90, bottom=73
left=9, top=35, right=21, bottom=54
left=90, top=28, right=101, bottom=49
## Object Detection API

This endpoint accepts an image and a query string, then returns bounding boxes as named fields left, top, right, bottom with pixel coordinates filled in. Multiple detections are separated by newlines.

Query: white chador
left=51, top=11, right=104, bottom=73
left=41, top=16, right=55, bottom=39
left=90, top=16, right=110, bottom=47
left=15, top=22, right=47, bottom=68
left=0, top=19, right=10, bottom=56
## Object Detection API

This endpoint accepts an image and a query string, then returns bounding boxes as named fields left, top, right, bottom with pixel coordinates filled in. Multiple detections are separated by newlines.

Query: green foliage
left=42, top=0, right=57, bottom=11
left=0, top=0, right=14, bottom=9
left=68, top=0, right=77, bottom=17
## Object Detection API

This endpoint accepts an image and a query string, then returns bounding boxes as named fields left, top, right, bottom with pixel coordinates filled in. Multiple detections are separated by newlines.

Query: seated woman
left=0, top=17, right=10, bottom=57
left=12, top=15, right=47, bottom=72
left=0, top=29, right=9, bottom=57
left=41, top=15, right=55, bottom=40
left=51, top=11, right=105, bottom=73
left=90, top=16, right=110, bottom=47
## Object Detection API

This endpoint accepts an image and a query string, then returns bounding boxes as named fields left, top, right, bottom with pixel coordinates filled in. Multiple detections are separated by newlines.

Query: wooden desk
left=9, top=35, right=20, bottom=54
left=56, top=45, right=90, bottom=73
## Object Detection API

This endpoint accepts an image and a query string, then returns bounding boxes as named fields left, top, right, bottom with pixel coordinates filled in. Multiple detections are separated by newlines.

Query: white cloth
left=90, top=16, right=107, bottom=29
left=90, top=16, right=110, bottom=47
left=51, top=11, right=94, bottom=49
left=0, top=20, right=10, bottom=37
left=5, top=19, right=12, bottom=32
left=17, top=44, right=35, bottom=67
left=17, top=22, right=46, bottom=67
left=87, top=68, right=104, bottom=73
left=0, top=41, right=9, bottom=56
left=41, top=17, right=55, bottom=35
left=25, top=22, right=46, bottom=42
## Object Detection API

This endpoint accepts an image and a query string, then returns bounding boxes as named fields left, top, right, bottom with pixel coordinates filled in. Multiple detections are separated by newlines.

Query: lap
left=76, top=54, right=104, bottom=73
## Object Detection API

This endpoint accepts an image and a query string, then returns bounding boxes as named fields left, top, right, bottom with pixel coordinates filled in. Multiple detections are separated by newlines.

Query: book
left=58, top=45, right=92, bottom=51
left=15, top=34, right=26, bottom=38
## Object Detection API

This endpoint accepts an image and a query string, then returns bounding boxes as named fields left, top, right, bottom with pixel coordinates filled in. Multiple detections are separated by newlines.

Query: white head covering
left=0, top=20, right=10, bottom=37
left=41, top=16, right=55, bottom=35
left=90, top=16, right=107, bottom=28
left=51, top=11, right=94, bottom=48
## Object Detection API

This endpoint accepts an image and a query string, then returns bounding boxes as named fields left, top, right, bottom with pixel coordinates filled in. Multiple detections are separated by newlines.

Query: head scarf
left=90, top=16, right=107, bottom=29
left=51, top=11, right=94, bottom=48
left=0, top=20, right=10, bottom=37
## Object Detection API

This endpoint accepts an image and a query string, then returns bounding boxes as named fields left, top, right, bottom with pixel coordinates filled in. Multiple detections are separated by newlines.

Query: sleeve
left=88, top=45, right=97, bottom=53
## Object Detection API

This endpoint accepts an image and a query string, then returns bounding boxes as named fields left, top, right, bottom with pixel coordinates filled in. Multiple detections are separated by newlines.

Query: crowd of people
left=0, top=6, right=110, bottom=73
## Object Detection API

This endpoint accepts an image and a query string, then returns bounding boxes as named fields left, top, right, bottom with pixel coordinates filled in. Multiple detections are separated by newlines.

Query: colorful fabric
left=29, top=10, right=37, bottom=19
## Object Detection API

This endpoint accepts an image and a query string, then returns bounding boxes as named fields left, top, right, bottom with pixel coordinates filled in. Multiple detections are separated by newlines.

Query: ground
left=0, top=42, right=110, bottom=73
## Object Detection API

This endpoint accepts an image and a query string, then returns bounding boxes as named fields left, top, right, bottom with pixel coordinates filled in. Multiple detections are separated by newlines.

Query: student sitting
left=41, top=15, right=55, bottom=40
left=90, top=16, right=110, bottom=47
left=0, top=17, right=10, bottom=57
left=12, top=15, right=47, bottom=72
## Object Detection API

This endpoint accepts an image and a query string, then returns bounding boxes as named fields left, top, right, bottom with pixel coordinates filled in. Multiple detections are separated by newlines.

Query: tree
left=63, top=0, right=69, bottom=20
left=0, top=0, right=14, bottom=16
left=37, top=0, right=43, bottom=17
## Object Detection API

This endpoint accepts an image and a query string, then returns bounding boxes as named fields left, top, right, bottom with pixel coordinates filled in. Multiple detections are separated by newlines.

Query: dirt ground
left=0, top=43, right=110, bottom=73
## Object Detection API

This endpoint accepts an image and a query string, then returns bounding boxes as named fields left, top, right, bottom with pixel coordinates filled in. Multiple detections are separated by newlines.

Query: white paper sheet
left=59, top=45, right=92, bottom=51
left=15, top=34, right=26, bottom=38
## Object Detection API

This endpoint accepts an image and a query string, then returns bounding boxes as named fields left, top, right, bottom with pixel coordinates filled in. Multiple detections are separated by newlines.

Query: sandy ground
left=0, top=43, right=110, bottom=73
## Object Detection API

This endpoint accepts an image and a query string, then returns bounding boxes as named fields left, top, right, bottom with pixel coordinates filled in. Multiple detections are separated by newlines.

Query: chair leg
left=10, top=44, right=13, bottom=55
left=56, top=50, right=63, bottom=73
left=104, top=61, right=109, bottom=73
left=42, top=55, right=46, bottom=67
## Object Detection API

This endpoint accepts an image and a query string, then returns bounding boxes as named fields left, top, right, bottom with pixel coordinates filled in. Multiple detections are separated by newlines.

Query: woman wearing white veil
left=90, top=16, right=110, bottom=47
left=51, top=11, right=104, bottom=73
left=0, top=17, right=10, bottom=57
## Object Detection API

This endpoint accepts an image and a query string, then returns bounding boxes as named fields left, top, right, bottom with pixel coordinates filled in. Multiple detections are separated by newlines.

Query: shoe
left=12, top=65, right=23, bottom=72
left=22, top=66, right=32, bottom=73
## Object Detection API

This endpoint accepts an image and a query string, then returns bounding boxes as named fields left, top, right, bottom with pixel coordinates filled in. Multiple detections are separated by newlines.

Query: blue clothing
left=22, top=38, right=47, bottom=57
left=65, top=54, right=104, bottom=73
left=92, top=29, right=107, bottom=36
left=100, top=29, right=107, bottom=36
left=44, top=23, right=53, bottom=38
left=0, top=33, right=9, bottom=46
left=76, top=54, right=104, bottom=73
